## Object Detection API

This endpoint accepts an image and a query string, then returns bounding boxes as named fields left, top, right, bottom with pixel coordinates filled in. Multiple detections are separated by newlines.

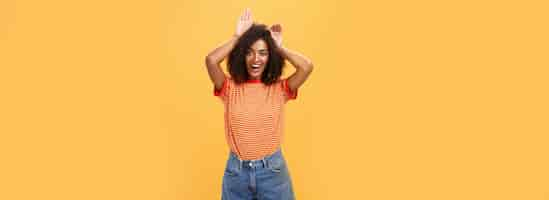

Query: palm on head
left=269, top=24, right=283, bottom=49
left=236, top=8, right=253, bottom=37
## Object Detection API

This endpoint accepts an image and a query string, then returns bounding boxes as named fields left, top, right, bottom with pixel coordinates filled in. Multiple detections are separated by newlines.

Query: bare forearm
left=205, top=8, right=253, bottom=89
left=205, top=35, right=239, bottom=88
left=206, top=35, right=239, bottom=64
left=277, top=47, right=313, bottom=72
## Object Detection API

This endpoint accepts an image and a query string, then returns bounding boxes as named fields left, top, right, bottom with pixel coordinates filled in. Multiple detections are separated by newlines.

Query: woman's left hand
left=269, top=24, right=283, bottom=50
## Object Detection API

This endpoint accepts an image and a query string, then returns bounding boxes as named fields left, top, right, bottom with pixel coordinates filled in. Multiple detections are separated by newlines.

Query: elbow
left=305, top=61, right=314, bottom=74
left=297, top=63, right=313, bottom=75
left=205, top=55, right=215, bottom=65
left=205, top=54, right=223, bottom=65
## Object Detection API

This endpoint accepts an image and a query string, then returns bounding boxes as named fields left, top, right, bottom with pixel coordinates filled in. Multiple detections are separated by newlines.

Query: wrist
left=276, top=45, right=286, bottom=54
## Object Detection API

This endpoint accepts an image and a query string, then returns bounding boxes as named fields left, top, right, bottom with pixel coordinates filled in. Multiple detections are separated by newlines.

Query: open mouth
left=251, top=64, right=262, bottom=69
left=250, top=64, right=262, bottom=73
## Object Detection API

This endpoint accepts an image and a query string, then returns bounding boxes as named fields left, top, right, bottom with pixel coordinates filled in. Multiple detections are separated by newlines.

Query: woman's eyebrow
left=249, top=48, right=269, bottom=52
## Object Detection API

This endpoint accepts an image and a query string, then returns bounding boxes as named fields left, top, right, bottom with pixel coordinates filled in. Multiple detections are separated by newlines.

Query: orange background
left=1, top=0, right=548, bottom=199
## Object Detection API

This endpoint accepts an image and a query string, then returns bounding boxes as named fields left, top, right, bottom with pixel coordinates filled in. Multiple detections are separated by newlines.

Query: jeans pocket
left=224, top=166, right=239, bottom=176
left=224, top=158, right=240, bottom=177
left=268, top=156, right=285, bottom=173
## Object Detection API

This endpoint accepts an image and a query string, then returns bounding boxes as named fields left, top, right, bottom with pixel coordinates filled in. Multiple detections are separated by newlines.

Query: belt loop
left=239, top=159, right=243, bottom=171
left=262, top=158, right=268, bottom=169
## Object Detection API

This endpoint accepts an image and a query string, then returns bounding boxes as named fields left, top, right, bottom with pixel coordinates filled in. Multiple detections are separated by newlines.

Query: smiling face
left=245, top=39, right=269, bottom=80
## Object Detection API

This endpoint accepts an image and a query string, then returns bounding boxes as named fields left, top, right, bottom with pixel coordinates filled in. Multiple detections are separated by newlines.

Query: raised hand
left=235, top=8, right=253, bottom=37
left=269, top=24, right=283, bottom=49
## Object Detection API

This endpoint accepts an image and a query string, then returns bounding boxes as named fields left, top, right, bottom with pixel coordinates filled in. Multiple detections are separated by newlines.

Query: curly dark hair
left=227, top=23, right=286, bottom=85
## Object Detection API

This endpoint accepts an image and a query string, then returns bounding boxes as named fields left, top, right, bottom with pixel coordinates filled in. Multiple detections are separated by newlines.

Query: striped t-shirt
left=214, top=77, right=297, bottom=160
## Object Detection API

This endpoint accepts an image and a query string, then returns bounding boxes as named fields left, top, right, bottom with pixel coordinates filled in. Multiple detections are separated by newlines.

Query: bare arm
left=205, top=36, right=238, bottom=90
left=205, top=8, right=253, bottom=90
left=269, top=24, right=314, bottom=92
left=277, top=46, right=314, bottom=92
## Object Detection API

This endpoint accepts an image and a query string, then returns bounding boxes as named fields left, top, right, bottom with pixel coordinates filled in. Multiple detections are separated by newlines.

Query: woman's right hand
left=235, top=8, right=253, bottom=37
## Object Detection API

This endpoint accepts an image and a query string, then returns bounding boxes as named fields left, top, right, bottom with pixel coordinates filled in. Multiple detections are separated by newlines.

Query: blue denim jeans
left=221, top=148, right=295, bottom=200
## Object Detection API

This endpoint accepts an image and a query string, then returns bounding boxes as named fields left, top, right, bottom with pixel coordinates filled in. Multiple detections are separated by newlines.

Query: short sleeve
left=213, top=77, right=230, bottom=101
left=282, top=78, right=298, bottom=102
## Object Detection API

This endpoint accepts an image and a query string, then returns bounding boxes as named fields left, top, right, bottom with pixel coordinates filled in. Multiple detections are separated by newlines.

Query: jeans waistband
left=230, top=148, right=282, bottom=162
left=229, top=148, right=282, bottom=170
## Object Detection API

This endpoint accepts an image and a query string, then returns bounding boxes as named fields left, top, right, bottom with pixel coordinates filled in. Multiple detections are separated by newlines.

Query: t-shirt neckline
left=246, top=79, right=262, bottom=83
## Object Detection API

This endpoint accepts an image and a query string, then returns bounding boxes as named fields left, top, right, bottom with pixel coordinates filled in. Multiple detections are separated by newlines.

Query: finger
left=242, top=9, right=247, bottom=20
left=270, top=24, right=276, bottom=31
left=245, top=8, right=250, bottom=20
left=271, top=24, right=279, bottom=32
left=248, top=9, right=253, bottom=21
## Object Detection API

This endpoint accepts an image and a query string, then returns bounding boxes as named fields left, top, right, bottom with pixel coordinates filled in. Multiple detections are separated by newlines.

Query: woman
left=205, top=8, right=313, bottom=200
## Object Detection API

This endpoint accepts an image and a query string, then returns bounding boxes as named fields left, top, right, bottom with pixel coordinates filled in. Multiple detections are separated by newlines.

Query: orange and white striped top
left=214, top=77, right=297, bottom=160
